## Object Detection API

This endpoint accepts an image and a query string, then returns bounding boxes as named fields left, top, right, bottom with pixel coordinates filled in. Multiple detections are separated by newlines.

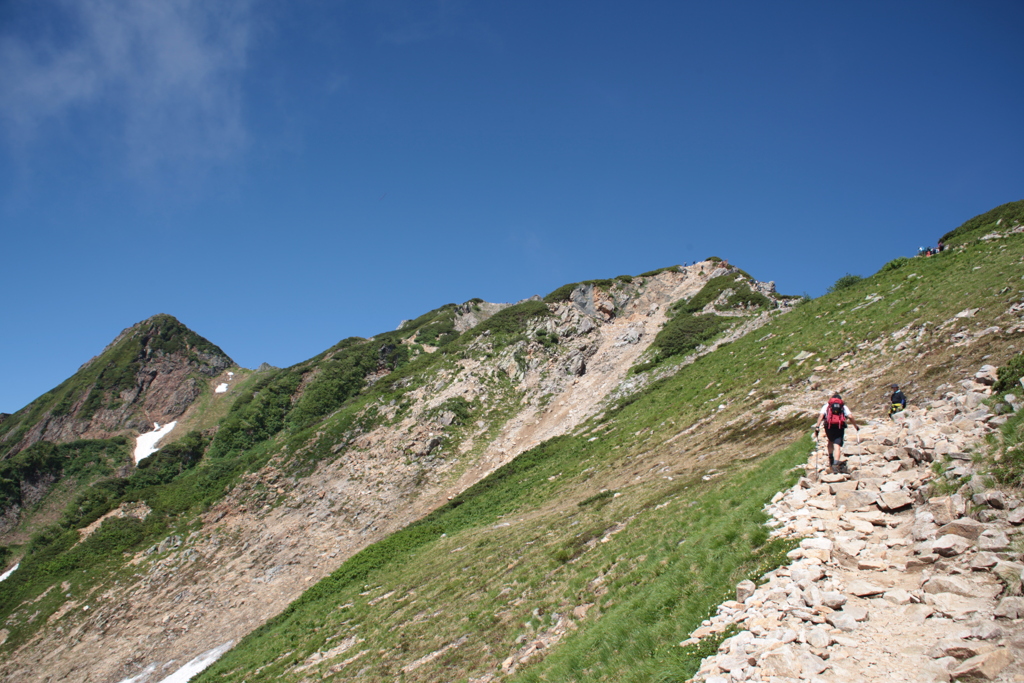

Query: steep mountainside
left=0, top=263, right=792, bottom=682
left=0, top=200, right=1022, bottom=683
left=0, top=314, right=232, bottom=458
left=0, top=315, right=233, bottom=543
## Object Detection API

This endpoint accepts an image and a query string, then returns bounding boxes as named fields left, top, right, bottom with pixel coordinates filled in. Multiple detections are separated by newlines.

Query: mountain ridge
left=0, top=202, right=1021, bottom=683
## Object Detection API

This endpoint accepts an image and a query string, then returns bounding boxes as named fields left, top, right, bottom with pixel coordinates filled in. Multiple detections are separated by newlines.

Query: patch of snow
left=156, top=641, right=234, bottom=683
left=227, top=371, right=234, bottom=377
left=134, top=422, right=177, bottom=464
left=117, top=664, right=156, bottom=683
left=0, top=563, right=19, bottom=582
left=215, top=383, right=229, bottom=393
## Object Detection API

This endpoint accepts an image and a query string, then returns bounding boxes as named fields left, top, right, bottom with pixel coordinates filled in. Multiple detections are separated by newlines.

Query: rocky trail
left=684, top=369, right=1024, bottom=682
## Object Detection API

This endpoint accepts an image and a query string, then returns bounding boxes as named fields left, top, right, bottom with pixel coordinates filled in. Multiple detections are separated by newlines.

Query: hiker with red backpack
left=813, top=393, right=860, bottom=474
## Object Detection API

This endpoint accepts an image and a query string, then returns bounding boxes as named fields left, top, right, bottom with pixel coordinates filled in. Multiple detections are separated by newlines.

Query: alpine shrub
left=880, top=257, right=911, bottom=272
left=993, top=354, right=1024, bottom=394
left=826, top=274, right=863, bottom=294
left=652, top=314, right=731, bottom=359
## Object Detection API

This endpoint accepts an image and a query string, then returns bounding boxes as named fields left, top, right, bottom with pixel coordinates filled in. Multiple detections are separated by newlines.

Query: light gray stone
left=847, top=580, right=886, bottom=597
left=800, top=537, right=833, bottom=551
left=835, top=538, right=867, bottom=556
left=799, top=651, right=828, bottom=676
left=975, top=529, right=1009, bottom=552
left=929, top=593, right=987, bottom=620
left=994, top=596, right=1024, bottom=619
left=822, top=591, right=847, bottom=609
left=716, top=654, right=751, bottom=672
left=878, top=490, right=914, bottom=511
left=1007, top=506, right=1024, bottom=525
left=790, top=564, right=824, bottom=583
left=932, top=534, right=972, bottom=557
left=759, top=645, right=802, bottom=678
left=826, top=611, right=859, bottom=632
left=926, top=639, right=984, bottom=659
left=913, top=659, right=952, bottom=682
left=923, top=576, right=998, bottom=599
left=884, top=589, right=913, bottom=605
left=969, top=623, right=1004, bottom=640
left=836, top=489, right=878, bottom=511
left=936, top=518, right=984, bottom=540
left=904, top=603, right=934, bottom=623
left=950, top=648, right=1013, bottom=680
left=844, top=604, right=869, bottom=622
left=802, top=584, right=823, bottom=608
left=969, top=552, right=1000, bottom=569
left=924, top=495, right=966, bottom=525
left=736, top=579, right=756, bottom=603
left=806, top=626, right=831, bottom=649
left=993, top=561, right=1024, bottom=594
left=973, top=490, right=1006, bottom=510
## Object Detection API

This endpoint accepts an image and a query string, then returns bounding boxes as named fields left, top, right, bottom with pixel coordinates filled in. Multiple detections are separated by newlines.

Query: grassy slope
left=0, top=300, right=555, bottom=650
left=197, top=226, right=1024, bottom=681
left=1, top=205, right=1020, bottom=679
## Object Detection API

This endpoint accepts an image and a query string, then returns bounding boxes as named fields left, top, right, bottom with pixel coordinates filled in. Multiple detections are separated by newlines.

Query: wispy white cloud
left=0, top=0, right=253, bottom=174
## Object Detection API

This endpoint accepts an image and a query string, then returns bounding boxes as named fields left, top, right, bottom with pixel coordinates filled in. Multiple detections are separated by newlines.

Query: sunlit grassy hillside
left=198, top=208, right=1024, bottom=682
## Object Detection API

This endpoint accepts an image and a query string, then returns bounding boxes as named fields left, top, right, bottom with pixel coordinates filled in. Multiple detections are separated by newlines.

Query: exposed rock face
left=0, top=263, right=797, bottom=683
left=453, top=300, right=512, bottom=332
left=0, top=314, right=233, bottom=458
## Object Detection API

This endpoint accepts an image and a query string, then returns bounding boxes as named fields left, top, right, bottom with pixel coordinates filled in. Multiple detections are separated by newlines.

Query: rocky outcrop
left=686, top=369, right=1024, bottom=683
left=0, top=315, right=233, bottom=458
left=0, top=264, right=796, bottom=683
left=454, top=301, right=513, bottom=332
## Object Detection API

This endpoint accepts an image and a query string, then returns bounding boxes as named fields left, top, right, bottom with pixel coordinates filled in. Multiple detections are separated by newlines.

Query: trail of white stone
left=684, top=368, right=1023, bottom=683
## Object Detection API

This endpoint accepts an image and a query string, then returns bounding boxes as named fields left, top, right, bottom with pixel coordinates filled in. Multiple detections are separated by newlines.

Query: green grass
left=635, top=272, right=774, bottom=372
left=512, top=443, right=808, bottom=683
left=4, top=202, right=1024, bottom=680
left=197, top=427, right=809, bottom=682
left=193, top=227, right=1024, bottom=681
left=993, top=353, right=1024, bottom=395
left=940, top=199, right=1024, bottom=246
left=0, top=438, right=128, bottom=512
left=671, top=273, right=771, bottom=316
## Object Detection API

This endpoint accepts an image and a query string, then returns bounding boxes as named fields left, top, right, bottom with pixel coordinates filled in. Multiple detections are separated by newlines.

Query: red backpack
left=825, top=397, right=846, bottom=428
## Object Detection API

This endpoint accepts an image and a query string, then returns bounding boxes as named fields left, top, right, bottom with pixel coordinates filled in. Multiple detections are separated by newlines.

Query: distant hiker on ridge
left=814, top=393, right=860, bottom=474
left=888, top=383, right=907, bottom=420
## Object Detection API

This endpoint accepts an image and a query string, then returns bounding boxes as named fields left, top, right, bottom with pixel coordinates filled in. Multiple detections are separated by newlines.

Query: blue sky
left=1, top=1, right=1022, bottom=413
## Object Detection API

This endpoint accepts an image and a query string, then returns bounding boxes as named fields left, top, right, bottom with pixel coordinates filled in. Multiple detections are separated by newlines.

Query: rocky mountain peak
left=0, top=314, right=233, bottom=460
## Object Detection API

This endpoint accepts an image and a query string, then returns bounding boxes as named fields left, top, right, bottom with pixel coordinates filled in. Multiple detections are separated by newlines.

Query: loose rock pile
left=684, top=373, right=1024, bottom=682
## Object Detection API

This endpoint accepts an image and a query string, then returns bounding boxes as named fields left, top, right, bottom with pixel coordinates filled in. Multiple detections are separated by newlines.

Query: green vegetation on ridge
left=2, top=202, right=1024, bottom=682
left=636, top=272, right=774, bottom=372
left=940, top=199, right=1024, bottom=246
left=198, top=207, right=1024, bottom=681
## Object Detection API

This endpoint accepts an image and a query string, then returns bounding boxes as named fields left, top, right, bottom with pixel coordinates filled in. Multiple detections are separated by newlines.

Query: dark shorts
left=824, top=426, right=845, bottom=446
